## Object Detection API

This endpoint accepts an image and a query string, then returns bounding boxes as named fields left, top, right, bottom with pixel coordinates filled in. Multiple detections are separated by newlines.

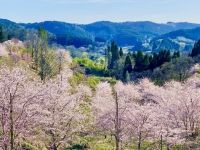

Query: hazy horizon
left=1, top=0, right=200, bottom=24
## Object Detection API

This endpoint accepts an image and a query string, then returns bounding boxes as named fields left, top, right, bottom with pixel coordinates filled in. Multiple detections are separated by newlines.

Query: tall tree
left=134, top=51, right=144, bottom=71
left=37, top=28, right=50, bottom=81
left=110, top=41, right=119, bottom=69
left=123, top=54, right=132, bottom=80
left=105, top=46, right=112, bottom=69
left=142, top=55, right=150, bottom=70
left=119, top=47, right=123, bottom=57
left=124, top=54, right=132, bottom=73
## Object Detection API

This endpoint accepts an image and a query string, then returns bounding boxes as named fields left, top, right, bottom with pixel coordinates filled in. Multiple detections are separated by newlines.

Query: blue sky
left=0, top=0, right=200, bottom=24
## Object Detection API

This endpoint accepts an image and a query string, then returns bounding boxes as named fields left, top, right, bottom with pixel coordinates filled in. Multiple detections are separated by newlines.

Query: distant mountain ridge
left=151, top=27, right=200, bottom=52
left=0, top=18, right=200, bottom=51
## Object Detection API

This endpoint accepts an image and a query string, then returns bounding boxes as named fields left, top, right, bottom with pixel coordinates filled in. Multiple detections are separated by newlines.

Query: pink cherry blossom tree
left=0, top=66, right=46, bottom=150
left=92, top=81, right=140, bottom=150
left=138, top=78, right=200, bottom=149
left=37, top=72, right=92, bottom=150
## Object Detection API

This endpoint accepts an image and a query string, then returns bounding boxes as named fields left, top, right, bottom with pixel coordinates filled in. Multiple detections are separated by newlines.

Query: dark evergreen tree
left=110, top=41, right=119, bottom=69
left=142, top=55, right=150, bottom=70
left=157, top=50, right=171, bottom=66
left=134, top=51, right=144, bottom=71
left=149, top=53, right=158, bottom=70
left=119, top=47, right=123, bottom=57
left=124, top=55, right=132, bottom=73
left=172, top=51, right=180, bottom=59
left=150, top=50, right=171, bottom=70
left=191, top=40, right=200, bottom=57
left=106, top=46, right=112, bottom=69
left=0, top=26, right=4, bottom=43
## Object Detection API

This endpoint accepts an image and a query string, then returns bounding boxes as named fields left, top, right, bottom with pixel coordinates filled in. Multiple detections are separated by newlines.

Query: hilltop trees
left=103, top=42, right=182, bottom=82
left=107, top=41, right=120, bottom=69
left=27, top=28, right=70, bottom=82
left=28, top=28, right=52, bottom=81
left=152, top=56, right=194, bottom=84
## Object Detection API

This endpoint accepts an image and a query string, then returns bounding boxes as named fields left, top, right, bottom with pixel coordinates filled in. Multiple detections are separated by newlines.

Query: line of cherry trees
left=93, top=77, right=200, bottom=150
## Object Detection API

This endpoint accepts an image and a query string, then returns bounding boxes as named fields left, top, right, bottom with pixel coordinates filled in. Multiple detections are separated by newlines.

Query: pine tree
left=173, top=51, right=180, bottom=59
left=119, top=47, right=123, bottom=57
left=191, top=40, right=200, bottom=57
left=110, top=41, right=119, bottom=69
left=124, top=54, right=132, bottom=73
left=106, top=46, right=112, bottom=69
left=142, top=55, right=150, bottom=70
left=134, top=51, right=144, bottom=71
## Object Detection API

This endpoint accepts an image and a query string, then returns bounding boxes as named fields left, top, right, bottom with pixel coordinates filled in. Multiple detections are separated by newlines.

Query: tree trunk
left=4, top=144, right=8, bottom=150
left=9, top=94, right=14, bottom=150
left=2, top=107, right=8, bottom=150
left=50, top=143, right=57, bottom=150
left=49, top=130, right=57, bottom=150
left=138, top=132, right=142, bottom=150
left=115, top=93, right=120, bottom=150
left=115, top=135, right=120, bottom=150
left=179, top=73, right=182, bottom=82
left=160, top=135, right=163, bottom=150
left=166, top=143, right=170, bottom=150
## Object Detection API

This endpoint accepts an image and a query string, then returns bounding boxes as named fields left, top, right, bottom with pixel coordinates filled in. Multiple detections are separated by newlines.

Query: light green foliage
left=69, top=72, right=100, bottom=90
left=21, top=142, right=40, bottom=150
left=73, top=54, right=108, bottom=77
left=73, top=56, right=105, bottom=72
left=87, top=76, right=100, bottom=90
left=69, top=72, right=85, bottom=87
left=73, top=136, right=115, bottom=150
